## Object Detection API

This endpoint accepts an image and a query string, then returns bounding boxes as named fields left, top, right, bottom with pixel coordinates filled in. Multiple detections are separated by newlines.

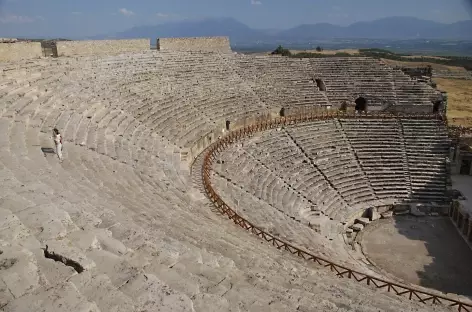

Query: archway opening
left=355, top=97, right=367, bottom=112
left=226, top=120, right=231, bottom=131
left=460, top=159, right=471, bottom=175
left=433, top=101, right=442, bottom=113
left=279, top=107, right=285, bottom=117
left=315, top=79, right=326, bottom=91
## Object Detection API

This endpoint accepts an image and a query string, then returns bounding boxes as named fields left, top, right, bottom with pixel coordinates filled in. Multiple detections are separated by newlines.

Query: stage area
left=361, top=216, right=472, bottom=297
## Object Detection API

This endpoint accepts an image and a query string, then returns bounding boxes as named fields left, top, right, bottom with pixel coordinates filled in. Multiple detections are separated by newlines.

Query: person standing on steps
left=53, top=128, right=63, bottom=162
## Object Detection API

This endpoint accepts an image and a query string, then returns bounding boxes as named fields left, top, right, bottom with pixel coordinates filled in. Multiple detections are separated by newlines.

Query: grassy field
left=434, top=78, right=472, bottom=127
left=289, top=50, right=450, bottom=61
left=289, top=48, right=360, bottom=55
left=380, top=58, right=467, bottom=72
left=400, top=55, right=449, bottom=61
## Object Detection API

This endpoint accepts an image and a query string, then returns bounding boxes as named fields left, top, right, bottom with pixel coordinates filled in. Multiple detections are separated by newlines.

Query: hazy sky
left=1, top=0, right=471, bottom=38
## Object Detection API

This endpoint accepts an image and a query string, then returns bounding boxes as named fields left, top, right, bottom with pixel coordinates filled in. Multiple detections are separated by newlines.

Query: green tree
left=271, top=45, right=291, bottom=57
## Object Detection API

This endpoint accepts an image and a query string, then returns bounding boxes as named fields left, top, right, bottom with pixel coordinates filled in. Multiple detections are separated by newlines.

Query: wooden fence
left=201, top=111, right=472, bottom=311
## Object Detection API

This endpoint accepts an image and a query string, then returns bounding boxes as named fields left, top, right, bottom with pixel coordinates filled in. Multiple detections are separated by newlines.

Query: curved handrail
left=201, top=111, right=471, bottom=311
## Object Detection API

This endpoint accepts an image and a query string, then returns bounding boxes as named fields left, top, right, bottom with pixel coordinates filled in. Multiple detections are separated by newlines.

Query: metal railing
left=201, top=111, right=471, bottom=311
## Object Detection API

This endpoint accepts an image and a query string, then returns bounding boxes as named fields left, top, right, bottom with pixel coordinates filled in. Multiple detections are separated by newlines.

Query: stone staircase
left=0, top=52, right=457, bottom=312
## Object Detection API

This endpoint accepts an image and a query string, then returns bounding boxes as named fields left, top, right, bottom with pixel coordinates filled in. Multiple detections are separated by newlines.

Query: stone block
left=410, top=206, right=426, bottom=217
left=69, top=272, right=135, bottom=312
left=0, top=244, right=41, bottom=299
left=17, top=204, right=78, bottom=241
left=368, top=207, right=381, bottom=221
left=3, top=282, right=100, bottom=312
left=381, top=211, right=394, bottom=219
left=351, top=224, right=364, bottom=232
left=57, top=39, right=150, bottom=57
left=355, top=217, right=370, bottom=226
left=395, top=210, right=409, bottom=216
left=157, top=37, right=231, bottom=52
left=0, top=42, right=42, bottom=62
left=44, top=239, right=96, bottom=272
left=119, top=273, right=194, bottom=311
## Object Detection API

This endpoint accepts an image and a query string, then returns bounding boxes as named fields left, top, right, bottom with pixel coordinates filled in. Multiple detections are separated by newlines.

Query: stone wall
left=183, top=112, right=274, bottom=166
left=56, top=39, right=150, bottom=56
left=397, top=66, right=433, bottom=78
left=157, top=37, right=231, bottom=52
left=393, top=104, right=433, bottom=114
left=0, top=42, right=42, bottom=62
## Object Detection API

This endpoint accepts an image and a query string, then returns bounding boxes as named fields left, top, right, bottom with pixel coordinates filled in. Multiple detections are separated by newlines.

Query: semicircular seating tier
left=308, top=57, right=439, bottom=109
left=211, top=118, right=449, bottom=234
left=0, top=50, right=456, bottom=312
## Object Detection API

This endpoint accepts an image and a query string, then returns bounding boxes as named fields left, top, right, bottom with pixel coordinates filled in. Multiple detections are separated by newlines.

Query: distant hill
left=110, top=18, right=268, bottom=42
left=101, top=17, right=472, bottom=42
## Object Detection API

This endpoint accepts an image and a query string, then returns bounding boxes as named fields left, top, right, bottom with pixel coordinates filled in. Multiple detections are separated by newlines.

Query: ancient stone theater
left=0, top=36, right=471, bottom=311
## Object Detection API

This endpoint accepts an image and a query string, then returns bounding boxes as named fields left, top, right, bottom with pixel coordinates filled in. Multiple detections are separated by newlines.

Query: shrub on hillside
left=271, top=45, right=292, bottom=57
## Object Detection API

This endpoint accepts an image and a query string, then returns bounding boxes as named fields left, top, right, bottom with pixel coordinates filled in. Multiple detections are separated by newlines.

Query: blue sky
left=0, top=0, right=471, bottom=38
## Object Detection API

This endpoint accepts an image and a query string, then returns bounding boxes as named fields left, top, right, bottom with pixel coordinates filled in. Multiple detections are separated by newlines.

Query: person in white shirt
left=53, top=128, right=63, bottom=162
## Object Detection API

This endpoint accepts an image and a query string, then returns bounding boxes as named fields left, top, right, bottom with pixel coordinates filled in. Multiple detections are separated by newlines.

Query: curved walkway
left=201, top=111, right=472, bottom=312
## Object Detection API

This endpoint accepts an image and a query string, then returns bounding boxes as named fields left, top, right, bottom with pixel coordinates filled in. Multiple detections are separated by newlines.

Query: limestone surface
left=0, top=49, right=457, bottom=311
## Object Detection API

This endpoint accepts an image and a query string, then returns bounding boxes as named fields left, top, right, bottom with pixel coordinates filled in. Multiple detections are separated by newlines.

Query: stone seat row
left=2, top=72, right=346, bottom=308
left=0, top=51, right=455, bottom=311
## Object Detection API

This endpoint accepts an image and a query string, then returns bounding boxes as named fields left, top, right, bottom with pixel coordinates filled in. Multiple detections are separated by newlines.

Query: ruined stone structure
left=448, top=175, right=472, bottom=252
left=0, top=37, right=469, bottom=311
left=157, top=36, right=231, bottom=52
left=450, top=131, right=472, bottom=176
left=0, top=42, right=42, bottom=62
left=397, top=66, right=433, bottom=79
left=56, top=39, right=150, bottom=56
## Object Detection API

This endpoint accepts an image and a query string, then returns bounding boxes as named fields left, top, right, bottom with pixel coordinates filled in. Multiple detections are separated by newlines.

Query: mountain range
left=101, top=17, right=472, bottom=42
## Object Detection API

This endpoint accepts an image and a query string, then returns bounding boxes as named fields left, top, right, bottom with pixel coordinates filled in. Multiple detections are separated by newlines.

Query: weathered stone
left=0, top=208, right=40, bottom=249
left=381, top=211, right=394, bottom=219
left=410, top=206, right=426, bottom=217
left=119, top=273, right=194, bottom=311
left=3, top=282, right=100, bottom=312
left=16, top=204, right=77, bottom=241
left=56, top=39, right=150, bottom=57
left=351, top=224, right=364, bottom=232
left=44, top=239, right=96, bottom=272
left=368, top=207, right=381, bottom=221
left=0, top=245, right=41, bottom=299
left=395, top=210, right=409, bottom=216
left=0, top=42, right=42, bottom=62
left=69, top=271, right=135, bottom=312
left=0, top=43, right=451, bottom=312
left=157, top=37, right=230, bottom=52
left=355, top=217, right=370, bottom=226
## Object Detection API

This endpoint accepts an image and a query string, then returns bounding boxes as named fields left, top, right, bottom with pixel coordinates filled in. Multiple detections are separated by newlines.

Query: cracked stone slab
left=86, top=249, right=140, bottom=288
left=69, top=271, right=135, bottom=312
left=16, top=204, right=78, bottom=241
left=119, top=273, right=195, bottom=312
left=0, top=244, right=42, bottom=300
left=43, top=239, right=96, bottom=272
left=0, top=208, right=40, bottom=250
left=68, top=226, right=129, bottom=256
left=2, top=281, right=100, bottom=312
